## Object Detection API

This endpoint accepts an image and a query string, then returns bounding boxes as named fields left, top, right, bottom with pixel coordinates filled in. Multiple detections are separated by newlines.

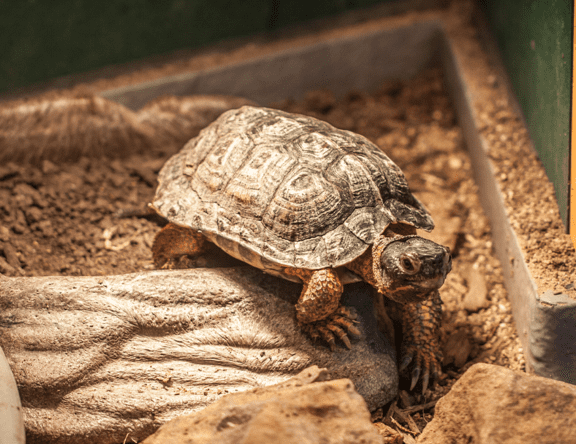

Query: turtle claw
left=326, top=336, right=337, bottom=352
left=410, top=367, right=421, bottom=391
left=402, top=346, right=441, bottom=393
left=399, top=353, right=413, bottom=373
left=340, top=334, right=352, bottom=349
left=300, top=307, right=360, bottom=350
left=421, top=371, right=430, bottom=394
left=347, top=324, right=361, bottom=337
left=334, top=306, right=358, bottom=321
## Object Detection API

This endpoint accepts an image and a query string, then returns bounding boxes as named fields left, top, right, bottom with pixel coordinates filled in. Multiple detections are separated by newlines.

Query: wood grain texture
left=0, top=93, right=255, bottom=164
left=0, top=269, right=397, bottom=444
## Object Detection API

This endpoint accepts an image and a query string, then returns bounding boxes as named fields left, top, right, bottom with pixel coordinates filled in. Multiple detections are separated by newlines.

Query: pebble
left=1, top=242, right=21, bottom=269
left=0, top=225, right=10, bottom=242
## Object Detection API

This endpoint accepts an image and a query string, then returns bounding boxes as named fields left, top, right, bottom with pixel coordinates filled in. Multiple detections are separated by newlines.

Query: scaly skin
left=152, top=223, right=209, bottom=269
left=284, top=267, right=360, bottom=349
left=392, top=290, right=443, bottom=392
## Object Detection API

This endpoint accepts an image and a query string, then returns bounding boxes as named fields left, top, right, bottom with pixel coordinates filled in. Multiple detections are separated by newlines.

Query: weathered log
left=0, top=93, right=255, bottom=164
left=0, top=267, right=396, bottom=444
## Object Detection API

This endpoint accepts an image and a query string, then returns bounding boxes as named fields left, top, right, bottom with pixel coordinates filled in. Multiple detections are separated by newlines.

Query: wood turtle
left=151, top=106, right=452, bottom=391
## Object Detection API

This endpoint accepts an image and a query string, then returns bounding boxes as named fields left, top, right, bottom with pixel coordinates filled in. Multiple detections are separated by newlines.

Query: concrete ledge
left=101, top=11, right=576, bottom=384
left=101, top=20, right=443, bottom=110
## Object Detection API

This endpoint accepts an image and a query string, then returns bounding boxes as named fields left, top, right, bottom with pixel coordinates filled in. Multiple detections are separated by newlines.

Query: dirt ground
left=0, top=63, right=525, bottom=439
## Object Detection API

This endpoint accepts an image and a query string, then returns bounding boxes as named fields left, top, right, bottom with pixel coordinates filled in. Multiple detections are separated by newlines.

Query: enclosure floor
left=0, top=65, right=526, bottom=433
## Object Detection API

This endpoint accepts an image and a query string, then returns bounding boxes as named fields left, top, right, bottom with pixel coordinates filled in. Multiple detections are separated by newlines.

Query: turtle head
left=372, top=234, right=451, bottom=303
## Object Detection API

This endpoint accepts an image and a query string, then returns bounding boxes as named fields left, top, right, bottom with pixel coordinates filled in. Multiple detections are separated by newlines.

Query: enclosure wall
left=481, top=0, right=573, bottom=228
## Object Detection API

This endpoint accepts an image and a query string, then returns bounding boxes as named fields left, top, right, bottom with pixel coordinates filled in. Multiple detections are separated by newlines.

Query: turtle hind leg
left=152, top=222, right=209, bottom=269
left=286, top=268, right=360, bottom=350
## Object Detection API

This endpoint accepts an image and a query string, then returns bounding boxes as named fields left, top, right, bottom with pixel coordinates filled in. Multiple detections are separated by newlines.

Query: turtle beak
left=418, top=274, right=447, bottom=289
left=421, top=246, right=451, bottom=288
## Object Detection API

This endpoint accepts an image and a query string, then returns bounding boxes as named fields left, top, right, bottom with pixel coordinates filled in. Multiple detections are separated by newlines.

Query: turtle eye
left=399, top=253, right=421, bottom=275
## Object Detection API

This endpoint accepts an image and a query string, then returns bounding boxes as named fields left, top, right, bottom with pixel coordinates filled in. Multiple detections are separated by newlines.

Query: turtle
left=151, top=106, right=452, bottom=391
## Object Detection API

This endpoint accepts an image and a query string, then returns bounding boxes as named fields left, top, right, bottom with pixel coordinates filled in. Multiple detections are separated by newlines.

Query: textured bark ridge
left=0, top=268, right=396, bottom=444
left=0, top=93, right=255, bottom=164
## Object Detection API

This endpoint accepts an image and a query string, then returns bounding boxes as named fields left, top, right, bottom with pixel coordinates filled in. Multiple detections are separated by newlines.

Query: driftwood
left=0, top=267, right=396, bottom=444
left=0, top=93, right=255, bottom=164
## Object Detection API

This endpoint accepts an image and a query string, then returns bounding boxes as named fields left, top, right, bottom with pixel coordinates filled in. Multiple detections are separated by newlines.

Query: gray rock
left=417, top=363, right=576, bottom=444
left=0, top=267, right=397, bottom=444
left=142, top=365, right=384, bottom=444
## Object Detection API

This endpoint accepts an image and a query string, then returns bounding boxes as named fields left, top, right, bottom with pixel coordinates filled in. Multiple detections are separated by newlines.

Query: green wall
left=0, top=0, right=389, bottom=94
left=481, top=0, right=573, bottom=226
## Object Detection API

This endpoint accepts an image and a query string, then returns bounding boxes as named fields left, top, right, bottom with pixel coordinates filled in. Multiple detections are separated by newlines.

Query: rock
left=13, top=182, right=45, bottom=208
left=462, top=266, right=489, bottom=312
left=0, top=268, right=396, bottom=444
left=0, top=224, right=10, bottom=242
left=142, top=365, right=384, bottom=444
left=25, top=206, right=44, bottom=224
left=37, top=220, right=55, bottom=238
left=417, top=363, right=576, bottom=444
left=41, top=159, right=59, bottom=174
left=442, top=329, right=472, bottom=368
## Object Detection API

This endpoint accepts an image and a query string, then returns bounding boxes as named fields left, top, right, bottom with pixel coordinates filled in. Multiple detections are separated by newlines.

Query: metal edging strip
left=571, top=0, right=576, bottom=248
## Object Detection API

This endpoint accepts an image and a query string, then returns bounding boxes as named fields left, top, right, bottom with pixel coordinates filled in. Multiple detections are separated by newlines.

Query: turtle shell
left=153, top=106, right=434, bottom=276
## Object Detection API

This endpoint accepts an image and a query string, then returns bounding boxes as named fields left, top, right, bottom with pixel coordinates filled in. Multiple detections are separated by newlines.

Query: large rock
left=143, top=365, right=384, bottom=444
left=417, top=363, right=576, bottom=444
left=0, top=268, right=396, bottom=444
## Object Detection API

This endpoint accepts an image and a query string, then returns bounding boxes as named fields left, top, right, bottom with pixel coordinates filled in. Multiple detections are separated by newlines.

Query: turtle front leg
left=285, top=268, right=360, bottom=350
left=393, top=289, right=443, bottom=393
left=152, top=222, right=210, bottom=269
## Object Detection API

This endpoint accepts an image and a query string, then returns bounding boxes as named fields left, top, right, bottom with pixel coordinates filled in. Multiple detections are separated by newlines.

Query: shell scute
left=221, top=144, right=296, bottom=219
left=326, top=154, right=382, bottom=208
left=262, top=229, right=295, bottom=265
left=322, top=224, right=366, bottom=267
left=192, top=132, right=253, bottom=195
left=344, top=206, right=389, bottom=244
left=294, top=236, right=327, bottom=269
left=293, top=131, right=341, bottom=167
left=262, top=167, right=354, bottom=242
